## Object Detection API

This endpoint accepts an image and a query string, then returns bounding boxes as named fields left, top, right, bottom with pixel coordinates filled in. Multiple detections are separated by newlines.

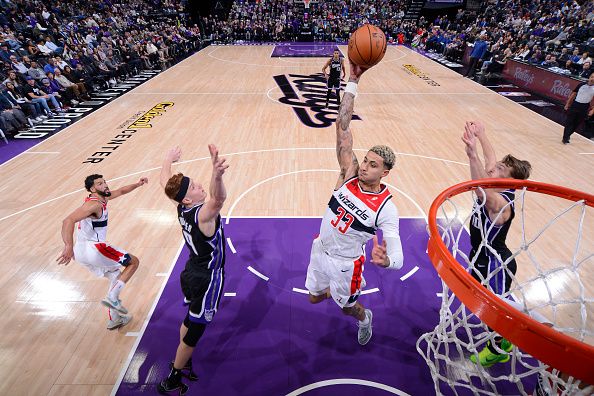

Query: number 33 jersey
left=319, top=177, right=400, bottom=259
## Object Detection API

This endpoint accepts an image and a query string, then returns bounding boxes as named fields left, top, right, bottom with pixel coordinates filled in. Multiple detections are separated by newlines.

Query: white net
left=416, top=185, right=594, bottom=396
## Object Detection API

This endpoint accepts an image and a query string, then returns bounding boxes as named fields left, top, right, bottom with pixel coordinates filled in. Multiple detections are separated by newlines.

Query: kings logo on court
left=273, top=73, right=361, bottom=128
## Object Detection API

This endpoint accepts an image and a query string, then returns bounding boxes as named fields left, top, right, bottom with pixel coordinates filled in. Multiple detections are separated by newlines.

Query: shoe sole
left=157, top=382, right=189, bottom=395
left=101, top=298, right=128, bottom=314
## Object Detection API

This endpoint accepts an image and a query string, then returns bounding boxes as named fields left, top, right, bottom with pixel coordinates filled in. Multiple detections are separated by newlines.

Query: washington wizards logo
left=273, top=73, right=362, bottom=128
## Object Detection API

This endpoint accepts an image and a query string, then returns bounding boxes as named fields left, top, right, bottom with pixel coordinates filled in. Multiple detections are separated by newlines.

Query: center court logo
left=83, top=102, right=174, bottom=164
left=273, top=73, right=361, bottom=128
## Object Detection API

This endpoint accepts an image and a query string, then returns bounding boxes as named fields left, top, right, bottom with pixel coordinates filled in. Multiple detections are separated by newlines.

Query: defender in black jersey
left=469, top=187, right=517, bottom=295
left=462, top=120, right=532, bottom=368
left=157, top=145, right=229, bottom=394
left=322, top=49, right=345, bottom=108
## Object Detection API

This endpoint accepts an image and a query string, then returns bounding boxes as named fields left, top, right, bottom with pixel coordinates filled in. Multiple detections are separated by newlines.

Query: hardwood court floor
left=0, top=45, right=592, bottom=395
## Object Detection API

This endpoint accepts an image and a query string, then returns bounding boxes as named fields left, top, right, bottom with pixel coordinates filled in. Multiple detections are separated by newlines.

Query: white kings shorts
left=74, top=240, right=131, bottom=277
left=305, top=238, right=366, bottom=308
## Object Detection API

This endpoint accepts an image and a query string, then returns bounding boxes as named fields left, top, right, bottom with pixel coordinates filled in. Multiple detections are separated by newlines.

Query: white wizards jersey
left=77, top=196, right=108, bottom=242
left=320, top=177, right=394, bottom=258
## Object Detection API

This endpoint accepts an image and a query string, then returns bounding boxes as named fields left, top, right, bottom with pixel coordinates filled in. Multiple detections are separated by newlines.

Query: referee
left=563, top=73, right=594, bottom=144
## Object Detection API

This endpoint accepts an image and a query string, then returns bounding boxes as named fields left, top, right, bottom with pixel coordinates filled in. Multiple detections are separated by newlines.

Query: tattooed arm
left=335, top=60, right=367, bottom=189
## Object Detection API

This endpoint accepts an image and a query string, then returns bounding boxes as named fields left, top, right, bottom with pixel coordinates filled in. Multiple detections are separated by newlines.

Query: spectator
left=27, top=61, right=46, bottom=81
left=577, top=52, right=592, bottom=65
left=43, top=58, right=57, bottom=75
left=9, top=55, right=28, bottom=75
left=464, top=34, right=488, bottom=78
left=579, top=62, right=593, bottom=79
left=54, top=68, right=88, bottom=101
left=20, top=76, right=59, bottom=116
left=3, top=70, right=22, bottom=88
left=3, top=81, right=45, bottom=122
left=0, top=86, right=28, bottom=132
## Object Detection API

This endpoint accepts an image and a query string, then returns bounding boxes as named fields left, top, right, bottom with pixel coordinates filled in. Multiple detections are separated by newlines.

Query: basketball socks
left=325, top=90, right=332, bottom=107
left=167, top=367, right=182, bottom=382
left=336, top=89, right=341, bottom=106
left=359, top=313, right=370, bottom=326
left=108, top=280, right=125, bottom=301
left=169, top=358, right=198, bottom=381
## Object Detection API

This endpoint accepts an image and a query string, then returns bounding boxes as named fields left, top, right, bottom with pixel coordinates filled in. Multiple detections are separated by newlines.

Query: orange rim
left=427, top=178, right=594, bottom=384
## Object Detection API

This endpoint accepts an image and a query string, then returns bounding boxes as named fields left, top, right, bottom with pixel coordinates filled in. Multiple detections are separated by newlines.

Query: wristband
left=345, top=81, right=358, bottom=97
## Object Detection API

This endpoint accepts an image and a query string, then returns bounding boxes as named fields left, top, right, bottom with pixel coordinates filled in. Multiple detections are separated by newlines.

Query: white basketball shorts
left=74, top=240, right=131, bottom=277
left=305, top=238, right=366, bottom=308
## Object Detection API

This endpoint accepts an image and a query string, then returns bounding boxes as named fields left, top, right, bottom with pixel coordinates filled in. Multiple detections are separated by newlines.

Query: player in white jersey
left=57, top=174, right=148, bottom=330
left=305, top=59, right=404, bottom=345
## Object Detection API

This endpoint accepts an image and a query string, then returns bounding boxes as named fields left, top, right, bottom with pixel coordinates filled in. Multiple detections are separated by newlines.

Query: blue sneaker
left=101, top=297, right=128, bottom=314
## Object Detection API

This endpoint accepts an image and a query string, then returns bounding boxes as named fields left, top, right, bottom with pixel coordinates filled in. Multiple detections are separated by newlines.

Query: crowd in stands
left=2, top=0, right=593, bottom=137
left=202, top=0, right=408, bottom=43
left=420, top=0, right=594, bottom=82
left=0, top=0, right=202, bottom=137
left=202, top=0, right=594, bottom=83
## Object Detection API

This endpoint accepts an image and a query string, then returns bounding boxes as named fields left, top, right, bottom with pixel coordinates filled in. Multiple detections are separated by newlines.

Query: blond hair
left=369, top=145, right=395, bottom=170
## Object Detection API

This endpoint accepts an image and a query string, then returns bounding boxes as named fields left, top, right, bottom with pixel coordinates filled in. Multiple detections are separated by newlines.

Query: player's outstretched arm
left=57, top=202, right=101, bottom=265
left=108, top=177, right=148, bottom=200
left=198, top=144, right=228, bottom=237
left=462, top=126, right=510, bottom=221
left=373, top=204, right=404, bottom=269
left=160, top=146, right=181, bottom=190
left=335, top=60, right=367, bottom=188
left=468, top=121, right=496, bottom=173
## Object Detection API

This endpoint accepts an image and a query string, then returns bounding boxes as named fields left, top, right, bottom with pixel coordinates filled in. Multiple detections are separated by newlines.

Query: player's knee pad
left=183, top=319, right=206, bottom=347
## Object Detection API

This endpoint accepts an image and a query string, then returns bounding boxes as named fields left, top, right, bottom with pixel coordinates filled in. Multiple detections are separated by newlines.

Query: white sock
left=359, top=312, right=370, bottom=326
left=108, top=280, right=125, bottom=301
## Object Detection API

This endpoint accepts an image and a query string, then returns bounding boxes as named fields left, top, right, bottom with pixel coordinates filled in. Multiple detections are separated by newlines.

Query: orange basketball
left=348, top=24, right=387, bottom=68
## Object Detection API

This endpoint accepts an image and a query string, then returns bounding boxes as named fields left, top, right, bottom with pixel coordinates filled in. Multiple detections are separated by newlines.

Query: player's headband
left=174, top=176, right=190, bottom=203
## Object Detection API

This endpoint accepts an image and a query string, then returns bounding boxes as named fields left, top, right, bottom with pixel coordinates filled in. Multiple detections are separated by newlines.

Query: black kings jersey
left=177, top=203, right=225, bottom=273
left=329, top=57, right=342, bottom=81
left=469, top=189, right=515, bottom=257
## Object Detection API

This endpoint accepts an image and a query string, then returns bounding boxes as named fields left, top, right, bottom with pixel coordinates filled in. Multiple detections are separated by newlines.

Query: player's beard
left=97, top=189, right=112, bottom=197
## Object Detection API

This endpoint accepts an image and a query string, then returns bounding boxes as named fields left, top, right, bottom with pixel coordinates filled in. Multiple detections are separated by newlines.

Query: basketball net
left=416, top=181, right=594, bottom=395
left=303, top=0, right=310, bottom=9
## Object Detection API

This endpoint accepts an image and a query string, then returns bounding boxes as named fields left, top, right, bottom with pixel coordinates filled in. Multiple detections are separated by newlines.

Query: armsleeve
left=377, top=201, right=404, bottom=270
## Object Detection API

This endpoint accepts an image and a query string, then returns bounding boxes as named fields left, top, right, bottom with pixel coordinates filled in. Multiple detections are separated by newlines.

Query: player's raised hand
left=166, top=146, right=182, bottom=163
left=209, top=144, right=229, bottom=177
left=371, top=235, right=389, bottom=268
left=462, top=123, right=478, bottom=157
left=137, top=177, right=148, bottom=186
left=348, top=59, right=369, bottom=81
left=467, top=120, right=485, bottom=137
left=56, top=245, right=74, bottom=265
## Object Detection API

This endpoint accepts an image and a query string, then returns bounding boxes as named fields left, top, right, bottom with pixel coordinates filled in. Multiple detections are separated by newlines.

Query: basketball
left=348, top=24, right=387, bottom=68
